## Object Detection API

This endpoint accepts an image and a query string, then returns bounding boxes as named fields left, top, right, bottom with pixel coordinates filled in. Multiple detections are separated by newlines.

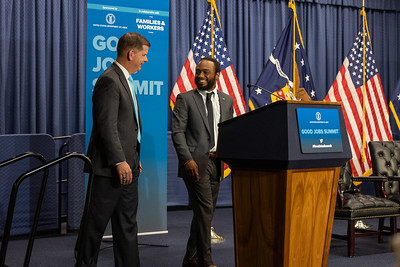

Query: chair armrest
left=352, top=176, right=388, bottom=182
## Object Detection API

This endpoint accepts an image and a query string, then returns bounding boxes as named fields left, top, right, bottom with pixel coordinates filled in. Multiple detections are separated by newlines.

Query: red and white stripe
left=325, top=58, right=392, bottom=176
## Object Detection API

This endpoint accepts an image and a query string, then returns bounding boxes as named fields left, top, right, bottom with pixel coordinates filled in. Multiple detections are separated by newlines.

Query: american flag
left=170, top=3, right=246, bottom=117
left=325, top=25, right=392, bottom=176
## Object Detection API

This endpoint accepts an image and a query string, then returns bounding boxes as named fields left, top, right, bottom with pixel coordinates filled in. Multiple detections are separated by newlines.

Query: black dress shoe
left=182, top=258, right=198, bottom=267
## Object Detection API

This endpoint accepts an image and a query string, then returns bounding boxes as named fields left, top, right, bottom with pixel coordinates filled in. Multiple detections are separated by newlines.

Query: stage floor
left=3, top=207, right=397, bottom=266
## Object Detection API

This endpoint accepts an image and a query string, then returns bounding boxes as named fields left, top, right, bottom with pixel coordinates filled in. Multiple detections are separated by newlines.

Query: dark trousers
left=75, top=174, right=140, bottom=267
left=183, top=156, right=220, bottom=266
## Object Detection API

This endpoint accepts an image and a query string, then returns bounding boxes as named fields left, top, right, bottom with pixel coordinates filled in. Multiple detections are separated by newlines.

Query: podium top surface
left=217, top=100, right=351, bottom=170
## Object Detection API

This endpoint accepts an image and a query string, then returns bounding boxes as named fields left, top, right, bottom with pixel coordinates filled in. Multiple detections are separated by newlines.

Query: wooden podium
left=217, top=101, right=351, bottom=267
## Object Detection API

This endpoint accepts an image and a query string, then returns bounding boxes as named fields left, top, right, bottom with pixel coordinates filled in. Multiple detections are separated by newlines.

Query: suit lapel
left=115, top=64, right=135, bottom=108
left=112, top=63, right=141, bottom=129
left=217, top=90, right=227, bottom=123
left=193, top=90, right=211, bottom=134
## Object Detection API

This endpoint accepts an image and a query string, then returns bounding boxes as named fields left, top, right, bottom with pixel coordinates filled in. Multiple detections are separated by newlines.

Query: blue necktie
left=128, top=76, right=141, bottom=143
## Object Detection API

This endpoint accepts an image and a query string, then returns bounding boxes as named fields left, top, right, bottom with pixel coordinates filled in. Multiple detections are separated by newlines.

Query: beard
left=195, top=76, right=216, bottom=91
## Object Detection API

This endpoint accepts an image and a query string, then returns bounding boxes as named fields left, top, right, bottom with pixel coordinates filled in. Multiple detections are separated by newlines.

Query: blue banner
left=297, top=108, right=343, bottom=153
left=86, top=1, right=169, bottom=234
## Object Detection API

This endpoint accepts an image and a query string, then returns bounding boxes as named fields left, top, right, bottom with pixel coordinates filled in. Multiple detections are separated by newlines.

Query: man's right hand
left=116, top=161, right=132, bottom=185
left=184, top=159, right=199, bottom=182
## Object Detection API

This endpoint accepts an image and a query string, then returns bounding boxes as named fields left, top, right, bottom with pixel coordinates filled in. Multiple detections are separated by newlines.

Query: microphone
left=247, top=84, right=286, bottom=101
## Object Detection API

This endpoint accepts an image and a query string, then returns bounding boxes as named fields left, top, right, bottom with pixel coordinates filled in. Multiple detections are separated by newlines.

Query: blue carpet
left=3, top=208, right=398, bottom=266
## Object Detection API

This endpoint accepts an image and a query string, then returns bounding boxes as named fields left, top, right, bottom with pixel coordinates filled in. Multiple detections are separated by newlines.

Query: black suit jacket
left=172, top=89, right=234, bottom=178
left=87, top=62, right=142, bottom=177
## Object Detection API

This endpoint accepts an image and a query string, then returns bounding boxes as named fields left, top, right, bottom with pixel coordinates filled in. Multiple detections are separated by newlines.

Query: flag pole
left=289, top=0, right=307, bottom=100
left=360, top=1, right=381, bottom=177
left=360, top=1, right=374, bottom=166
left=290, top=0, right=296, bottom=98
left=208, top=0, right=223, bottom=59
left=209, top=0, right=215, bottom=58
left=360, top=0, right=374, bottom=177
left=361, top=1, right=367, bottom=163
left=208, top=0, right=222, bottom=30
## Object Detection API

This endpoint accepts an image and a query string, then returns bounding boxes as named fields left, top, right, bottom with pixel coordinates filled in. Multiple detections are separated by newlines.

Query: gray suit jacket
left=172, top=89, right=234, bottom=178
left=86, top=62, right=142, bottom=177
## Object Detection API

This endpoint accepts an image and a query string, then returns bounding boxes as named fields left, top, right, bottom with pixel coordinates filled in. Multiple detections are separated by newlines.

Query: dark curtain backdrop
left=0, top=0, right=400, bottom=135
left=0, top=0, right=86, bottom=136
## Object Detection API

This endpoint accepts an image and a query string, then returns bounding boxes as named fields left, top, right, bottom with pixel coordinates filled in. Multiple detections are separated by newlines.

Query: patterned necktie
left=206, top=92, right=214, bottom=150
left=128, top=76, right=141, bottom=143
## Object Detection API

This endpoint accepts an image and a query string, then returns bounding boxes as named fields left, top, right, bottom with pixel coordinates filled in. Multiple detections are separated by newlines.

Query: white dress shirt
left=198, top=88, right=220, bottom=153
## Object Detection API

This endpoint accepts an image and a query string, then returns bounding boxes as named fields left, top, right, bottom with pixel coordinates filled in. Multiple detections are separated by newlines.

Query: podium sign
left=296, top=108, right=343, bottom=153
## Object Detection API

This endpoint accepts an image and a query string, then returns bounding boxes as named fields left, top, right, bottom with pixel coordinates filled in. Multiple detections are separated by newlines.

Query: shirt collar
left=197, top=87, right=218, bottom=97
left=114, top=60, right=130, bottom=80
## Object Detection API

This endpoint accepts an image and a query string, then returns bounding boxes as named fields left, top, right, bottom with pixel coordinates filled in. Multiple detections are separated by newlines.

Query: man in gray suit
left=75, top=32, right=150, bottom=267
left=172, top=57, right=234, bottom=267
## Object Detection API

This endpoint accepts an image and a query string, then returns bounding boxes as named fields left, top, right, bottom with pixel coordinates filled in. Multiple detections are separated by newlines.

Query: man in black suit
left=75, top=32, right=150, bottom=267
left=172, top=57, right=234, bottom=267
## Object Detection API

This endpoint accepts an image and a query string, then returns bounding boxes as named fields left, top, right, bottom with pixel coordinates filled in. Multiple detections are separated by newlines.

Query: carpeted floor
left=3, top=207, right=398, bottom=266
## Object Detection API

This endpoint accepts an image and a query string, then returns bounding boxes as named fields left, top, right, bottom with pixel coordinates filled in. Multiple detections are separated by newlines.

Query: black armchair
left=369, top=141, right=400, bottom=233
left=369, top=141, right=400, bottom=203
left=333, top=160, right=399, bottom=257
